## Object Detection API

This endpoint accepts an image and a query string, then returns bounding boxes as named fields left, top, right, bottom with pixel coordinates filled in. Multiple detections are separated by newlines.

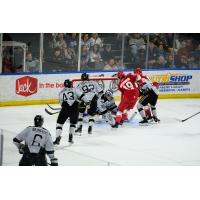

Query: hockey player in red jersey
left=112, top=71, right=141, bottom=127
left=134, top=67, right=160, bottom=124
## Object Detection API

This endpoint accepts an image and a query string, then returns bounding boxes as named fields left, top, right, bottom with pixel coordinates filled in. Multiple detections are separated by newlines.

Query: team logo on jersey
left=16, top=76, right=38, bottom=96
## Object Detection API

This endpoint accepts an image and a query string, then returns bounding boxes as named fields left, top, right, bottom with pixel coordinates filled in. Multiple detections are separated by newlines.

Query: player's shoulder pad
left=42, top=127, right=51, bottom=135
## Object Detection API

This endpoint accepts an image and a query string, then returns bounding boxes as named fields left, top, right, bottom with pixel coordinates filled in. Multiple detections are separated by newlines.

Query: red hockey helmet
left=134, top=67, right=142, bottom=74
left=117, top=71, right=125, bottom=79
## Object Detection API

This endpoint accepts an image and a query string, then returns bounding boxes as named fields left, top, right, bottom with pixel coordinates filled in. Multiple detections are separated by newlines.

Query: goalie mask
left=104, top=90, right=113, bottom=101
left=81, top=73, right=89, bottom=81
left=64, top=79, right=72, bottom=88
left=34, top=115, right=44, bottom=127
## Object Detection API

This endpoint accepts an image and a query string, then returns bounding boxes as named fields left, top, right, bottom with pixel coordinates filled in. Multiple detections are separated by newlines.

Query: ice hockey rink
left=0, top=98, right=200, bottom=166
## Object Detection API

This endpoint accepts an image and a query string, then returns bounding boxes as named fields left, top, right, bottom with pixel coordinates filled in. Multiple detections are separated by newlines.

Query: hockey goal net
left=72, top=76, right=119, bottom=93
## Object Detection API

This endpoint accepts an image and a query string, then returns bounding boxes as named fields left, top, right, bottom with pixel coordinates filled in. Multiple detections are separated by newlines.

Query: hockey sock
left=122, top=113, right=128, bottom=121
left=77, top=113, right=84, bottom=128
left=115, top=111, right=122, bottom=124
left=137, top=103, right=146, bottom=119
left=56, top=123, right=63, bottom=138
left=88, top=116, right=95, bottom=127
left=69, top=124, right=76, bottom=135
left=150, top=105, right=157, bottom=117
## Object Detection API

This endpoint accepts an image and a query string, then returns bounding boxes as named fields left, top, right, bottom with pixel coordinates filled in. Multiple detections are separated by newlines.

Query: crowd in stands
left=1, top=33, right=200, bottom=73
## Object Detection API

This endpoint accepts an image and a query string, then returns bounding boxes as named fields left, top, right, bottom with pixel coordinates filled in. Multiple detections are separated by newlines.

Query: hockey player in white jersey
left=134, top=68, right=160, bottom=124
left=75, top=73, right=103, bottom=134
left=13, top=115, right=58, bottom=166
left=53, top=79, right=80, bottom=145
left=96, top=90, right=117, bottom=126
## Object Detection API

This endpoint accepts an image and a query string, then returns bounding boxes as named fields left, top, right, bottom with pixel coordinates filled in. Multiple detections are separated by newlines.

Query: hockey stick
left=45, top=108, right=60, bottom=115
left=47, top=104, right=61, bottom=110
left=128, top=112, right=137, bottom=122
left=181, top=111, right=200, bottom=122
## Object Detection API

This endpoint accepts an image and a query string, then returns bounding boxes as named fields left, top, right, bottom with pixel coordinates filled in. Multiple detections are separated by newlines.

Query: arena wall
left=0, top=69, right=200, bottom=106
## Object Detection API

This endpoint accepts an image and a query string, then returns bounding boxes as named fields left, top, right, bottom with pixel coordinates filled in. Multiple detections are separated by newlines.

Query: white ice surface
left=0, top=99, right=200, bottom=166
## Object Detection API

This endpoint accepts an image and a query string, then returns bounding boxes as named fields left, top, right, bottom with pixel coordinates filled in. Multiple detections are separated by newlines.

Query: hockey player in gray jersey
left=96, top=90, right=117, bottom=126
left=75, top=73, right=103, bottom=134
left=53, top=79, right=80, bottom=145
left=134, top=68, right=160, bottom=124
left=13, top=115, right=58, bottom=166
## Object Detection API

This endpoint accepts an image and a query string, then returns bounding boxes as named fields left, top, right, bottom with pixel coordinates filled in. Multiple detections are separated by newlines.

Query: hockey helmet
left=134, top=67, right=142, bottom=74
left=34, top=115, right=44, bottom=127
left=117, top=71, right=125, bottom=79
left=104, top=90, right=113, bottom=100
left=81, top=73, right=89, bottom=81
left=64, top=79, right=72, bottom=88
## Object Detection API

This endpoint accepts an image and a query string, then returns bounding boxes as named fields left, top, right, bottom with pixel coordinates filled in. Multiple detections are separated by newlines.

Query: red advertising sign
left=16, top=76, right=38, bottom=96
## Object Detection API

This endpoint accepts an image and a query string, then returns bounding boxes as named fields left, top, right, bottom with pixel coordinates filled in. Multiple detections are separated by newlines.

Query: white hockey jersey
left=59, top=87, right=79, bottom=106
left=76, top=80, right=103, bottom=103
left=15, top=126, right=54, bottom=155
left=97, top=95, right=117, bottom=114
left=140, top=75, right=159, bottom=95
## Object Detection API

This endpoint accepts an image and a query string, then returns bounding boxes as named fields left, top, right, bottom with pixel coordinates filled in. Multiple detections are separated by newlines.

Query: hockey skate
left=139, top=118, right=148, bottom=125
left=111, top=122, right=119, bottom=128
left=68, top=134, right=74, bottom=144
left=53, top=136, right=61, bottom=145
left=147, top=116, right=154, bottom=122
left=75, top=125, right=82, bottom=134
left=153, top=116, right=160, bottom=123
left=88, top=126, right=92, bottom=134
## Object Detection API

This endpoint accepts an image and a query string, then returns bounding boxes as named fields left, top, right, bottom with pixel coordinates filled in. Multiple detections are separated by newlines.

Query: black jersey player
left=53, top=79, right=80, bottom=145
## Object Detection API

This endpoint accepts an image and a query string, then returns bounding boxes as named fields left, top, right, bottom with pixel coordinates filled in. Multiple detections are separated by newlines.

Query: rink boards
left=0, top=69, right=200, bottom=106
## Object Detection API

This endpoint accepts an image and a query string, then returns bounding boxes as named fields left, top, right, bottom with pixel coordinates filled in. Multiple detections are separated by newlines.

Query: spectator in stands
left=89, top=44, right=102, bottom=62
left=81, top=33, right=91, bottom=50
left=55, top=33, right=67, bottom=54
left=88, top=44, right=104, bottom=70
left=2, top=54, right=16, bottom=73
left=193, top=43, right=200, bottom=58
left=165, top=54, right=176, bottom=68
left=88, top=33, right=103, bottom=48
left=52, top=48, right=63, bottom=63
left=104, top=58, right=118, bottom=70
left=188, top=55, right=198, bottom=68
left=67, top=33, right=78, bottom=51
left=26, top=52, right=39, bottom=72
left=148, top=42, right=157, bottom=68
left=154, top=55, right=166, bottom=68
left=176, top=55, right=189, bottom=68
left=128, top=33, right=146, bottom=63
left=156, top=44, right=166, bottom=58
left=115, top=58, right=124, bottom=70
left=64, top=46, right=76, bottom=65
left=80, top=45, right=89, bottom=70
left=101, top=44, right=114, bottom=64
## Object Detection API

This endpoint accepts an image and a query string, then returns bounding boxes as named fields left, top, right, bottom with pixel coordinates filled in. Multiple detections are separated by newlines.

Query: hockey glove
left=18, top=143, right=25, bottom=154
left=50, top=158, right=58, bottom=166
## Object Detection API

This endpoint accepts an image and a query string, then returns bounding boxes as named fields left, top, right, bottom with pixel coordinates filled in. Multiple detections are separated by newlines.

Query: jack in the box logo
left=16, top=76, right=38, bottom=96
